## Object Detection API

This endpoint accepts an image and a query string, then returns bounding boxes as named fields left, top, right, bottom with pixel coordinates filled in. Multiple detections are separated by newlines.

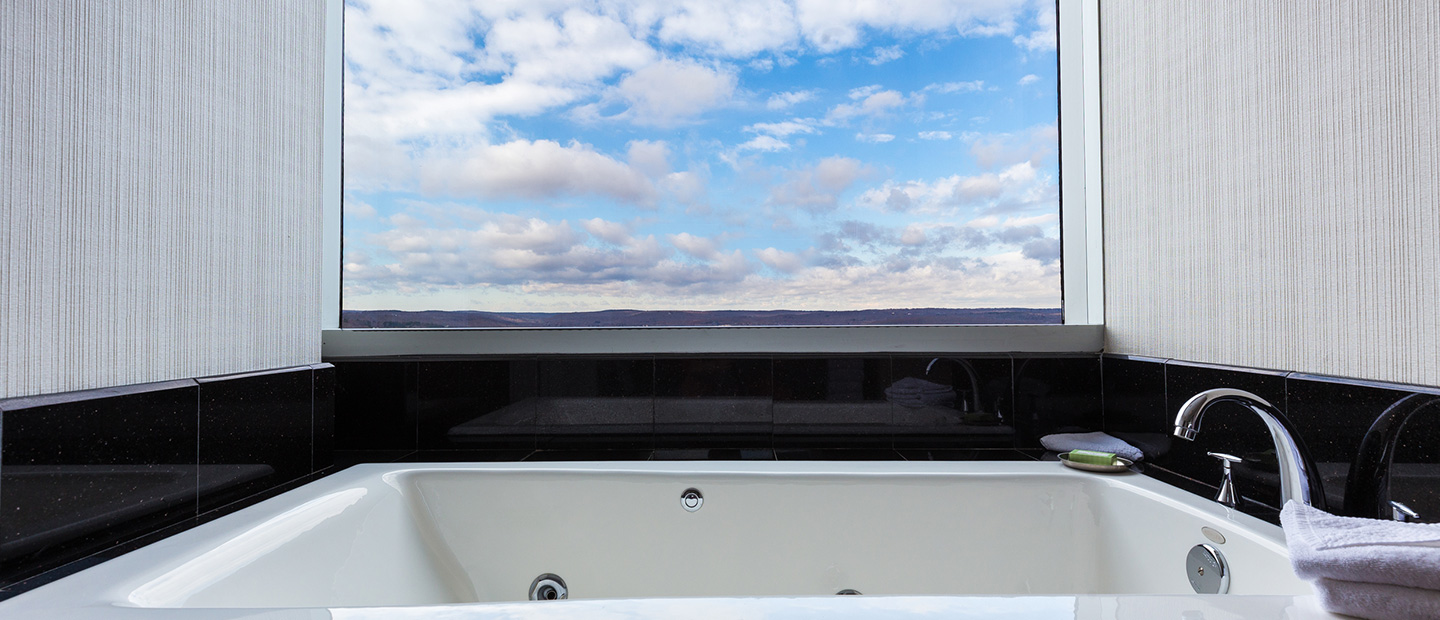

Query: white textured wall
left=1102, top=0, right=1440, bottom=387
left=1, top=1, right=324, bottom=398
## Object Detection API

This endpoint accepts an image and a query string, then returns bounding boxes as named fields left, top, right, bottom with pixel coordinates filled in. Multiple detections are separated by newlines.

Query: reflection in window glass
left=342, top=1, right=1060, bottom=328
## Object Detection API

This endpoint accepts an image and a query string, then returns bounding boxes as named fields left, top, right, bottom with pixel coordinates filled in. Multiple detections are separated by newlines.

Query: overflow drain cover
left=681, top=488, right=704, bottom=512
left=1186, top=544, right=1230, bottom=594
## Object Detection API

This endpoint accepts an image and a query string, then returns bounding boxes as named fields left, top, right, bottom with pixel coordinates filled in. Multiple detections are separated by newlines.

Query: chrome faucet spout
left=1171, top=388, right=1327, bottom=510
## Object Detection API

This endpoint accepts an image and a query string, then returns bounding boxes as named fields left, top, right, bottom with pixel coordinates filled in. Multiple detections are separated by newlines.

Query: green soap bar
left=1067, top=449, right=1119, bottom=466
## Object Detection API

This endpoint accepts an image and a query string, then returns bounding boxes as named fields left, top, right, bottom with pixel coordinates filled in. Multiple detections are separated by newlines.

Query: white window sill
left=321, top=324, right=1103, bottom=357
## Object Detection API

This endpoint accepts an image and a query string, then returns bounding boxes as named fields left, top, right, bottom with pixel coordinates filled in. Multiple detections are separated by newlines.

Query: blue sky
left=342, top=0, right=1060, bottom=313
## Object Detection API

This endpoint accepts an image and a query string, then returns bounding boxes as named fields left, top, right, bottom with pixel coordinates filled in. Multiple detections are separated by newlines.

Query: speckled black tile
left=197, top=367, right=313, bottom=513
left=1286, top=373, right=1440, bottom=521
left=331, top=450, right=417, bottom=469
left=418, top=360, right=536, bottom=451
left=773, top=357, right=891, bottom=449
left=312, top=363, right=335, bottom=473
left=774, top=448, right=905, bottom=460
left=524, top=449, right=653, bottom=461
left=334, top=361, right=417, bottom=451
left=654, top=358, right=772, bottom=449
left=652, top=448, right=776, bottom=460
left=401, top=449, right=533, bottom=462
left=1013, top=355, right=1101, bottom=448
left=1157, top=360, right=1289, bottom=519
left=1101, top=355, right=1172, bottom=459
left=536, top=358, right=652, bottom=449
left=0, top=381, right=197, bottom=587
left=890, top=356, right=1015, bottom=449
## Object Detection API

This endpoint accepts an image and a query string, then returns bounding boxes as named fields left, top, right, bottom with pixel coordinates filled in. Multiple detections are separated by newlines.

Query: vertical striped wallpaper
left=1101, top=0, right=1440, bottom=387
left=1, top=1, right=324, bottom=398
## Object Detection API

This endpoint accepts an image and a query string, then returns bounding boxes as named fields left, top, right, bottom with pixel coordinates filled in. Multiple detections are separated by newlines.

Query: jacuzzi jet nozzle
left=529, top=574, right=568, bottom=601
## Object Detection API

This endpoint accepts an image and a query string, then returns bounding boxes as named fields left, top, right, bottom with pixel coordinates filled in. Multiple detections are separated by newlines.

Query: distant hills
left=341, top=308, right=1062, bottom=328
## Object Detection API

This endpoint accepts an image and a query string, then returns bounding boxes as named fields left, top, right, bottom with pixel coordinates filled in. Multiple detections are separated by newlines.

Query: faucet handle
left=1208, top=452, right=1243, bottom=465
left=1392, top=501, right=1422, bottom=522
left=1207, top=452, right=1242, bottom=509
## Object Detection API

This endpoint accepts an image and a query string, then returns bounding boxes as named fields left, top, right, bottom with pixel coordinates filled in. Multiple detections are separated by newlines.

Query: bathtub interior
left=118, top=464, right=1310, bottom=609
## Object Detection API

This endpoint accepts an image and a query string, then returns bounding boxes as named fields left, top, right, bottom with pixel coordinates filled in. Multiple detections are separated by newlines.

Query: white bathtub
left=0, top=461, right=1343, bottom=619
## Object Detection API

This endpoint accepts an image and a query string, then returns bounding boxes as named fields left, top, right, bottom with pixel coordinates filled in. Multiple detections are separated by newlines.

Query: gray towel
left=1282, top=501, right=1440, bottom=591
left=1039, top=431, right=1144, bottom=461
left=1308, top=578, right=1440, bottom=620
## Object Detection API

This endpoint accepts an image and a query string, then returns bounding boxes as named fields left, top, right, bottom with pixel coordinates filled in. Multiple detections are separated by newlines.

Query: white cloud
left=918, top=131, right=953, bottom=140
left=755, top=247, right=804, bottom=273
left=668, top=232, right=723, bottom=260
left=766, top=90, right=817, bottom=109
left=653, top=0, right=801, bottom=57
left=855, top=133, right=895, bottom=143
left=737, top=135, right=792, bottom=152
left=418, top=139, right=657, bottom=206
left=793, top=0, right=1027, bottom=53
left=627, top=140, right=672, bottom=177
left=745, top=120, right=819, bottom=138
left=344, top=199, right=377, bottom=219
left=924, top=80, right=985, bottom=94
left=856, top=161, right=1050, bottom=215
left=1018, top=74, right=1040, bottom=86
left=613, top=58, right=738, bottom=126
left=581, top=218, right=633, bottom=244
left=770, top=156, right=873, bottom=212
left=1013, top=5, right=1057, bottom=52
left=826, top=88, right=909, bottom=123
left=867, top=45, right=905, bottom=65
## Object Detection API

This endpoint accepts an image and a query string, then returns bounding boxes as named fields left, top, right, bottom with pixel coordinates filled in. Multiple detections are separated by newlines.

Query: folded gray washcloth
left=1281, top=501, right=1440, bottom=591
left=1039, top=431, right=1144, bottom=461
left=1309, top=577, right=1440, bottom=620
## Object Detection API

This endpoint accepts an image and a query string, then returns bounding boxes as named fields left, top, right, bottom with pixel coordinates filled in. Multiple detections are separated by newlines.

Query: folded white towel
left=1281, top=501, right=1440, bottom=591
left=1309, top=577, right=1440, bottom=620
left=885, top=377, right=957, bottom=409
left=1038, top=431, right=1143, bottom=462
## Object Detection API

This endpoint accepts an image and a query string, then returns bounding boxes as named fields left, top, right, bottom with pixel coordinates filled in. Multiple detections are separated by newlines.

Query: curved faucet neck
left=1172, top=388, right=1328, bottom=511
left=1344, top=394, right=1440, bottom=519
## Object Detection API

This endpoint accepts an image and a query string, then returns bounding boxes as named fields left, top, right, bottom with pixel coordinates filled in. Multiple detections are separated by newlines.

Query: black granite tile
left=1158, top=360, right=1290, bottom=518
left=401, top=449, right=534, bottom=463
left=896, top=449, right=1041, bottom=461
left=1285, top=374, right=1440, bottom=521
left=331, top=450, right=418, bottom=469
left=1013, top=355, right=1102, bottom=447
left=418, top=360, right=536, bottom=450
left=334, top=361, right=417, bottom=451
left=890, top=356, right=1016, bottom=449
left=312, top=363, right=335, bottom=473
left=774, top=448, right=905, bottom=460
left=197, top=367, right=313, bottom=513
left=772, top=357, right=891, bottom=449
left=0, top=381, right=198, bottom=587
left=1101, top=355, right=1173, bottom=460
left=524, top=449, right=653, bottom=461
left=652, top=448, right=776, bottom=460
left=536, top=358, right=653, bottom=449
left=654, top=358, right=772, bottom=449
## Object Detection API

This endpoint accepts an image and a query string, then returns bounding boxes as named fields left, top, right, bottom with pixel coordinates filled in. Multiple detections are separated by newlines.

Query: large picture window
left=341, top=0, right=1060, bottom=328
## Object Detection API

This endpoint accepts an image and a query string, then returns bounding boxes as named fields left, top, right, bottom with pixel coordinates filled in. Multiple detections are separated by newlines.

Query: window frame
left=319, top=0, right=1102, bottom=357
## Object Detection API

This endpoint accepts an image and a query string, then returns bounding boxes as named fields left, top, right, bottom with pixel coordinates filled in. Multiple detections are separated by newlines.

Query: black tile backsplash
left=334, top=361, right=416, bottom=451
left=197, top=368, right=314, bottom=513
left=1101, top=356, right=1440, bottom=525
left=0, top=365, right=334, bottom=591
left=890, top=356, right=1015, bottom=449
left=419, top=360, right=536, bottom=450
left=537, top=358, right=651, bottom=449
left=0, top=381, right=197, bottom=584
left=773, top=357, right=891, bottom=449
